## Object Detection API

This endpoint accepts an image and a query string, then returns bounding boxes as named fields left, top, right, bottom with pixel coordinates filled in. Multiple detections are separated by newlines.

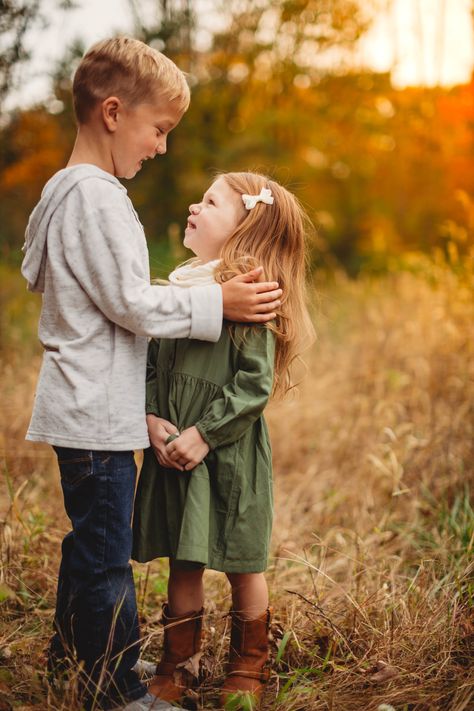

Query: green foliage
left=224, top=691, right=258, bottom=711
left=438, top=489, right=473, bottom=563
left=0, top=263, right=41, bottom=356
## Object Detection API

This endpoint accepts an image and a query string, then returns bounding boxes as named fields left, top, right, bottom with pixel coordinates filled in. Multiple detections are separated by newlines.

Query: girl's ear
left=102, top=96, right=122, bottom=133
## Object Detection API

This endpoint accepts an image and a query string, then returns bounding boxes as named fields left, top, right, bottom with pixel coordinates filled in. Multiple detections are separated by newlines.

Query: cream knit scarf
left=168, top=258, right=221, bottom=287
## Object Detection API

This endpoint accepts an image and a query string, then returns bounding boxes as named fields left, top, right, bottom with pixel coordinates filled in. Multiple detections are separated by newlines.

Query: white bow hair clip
left=241, top=187, right=274, bottom=210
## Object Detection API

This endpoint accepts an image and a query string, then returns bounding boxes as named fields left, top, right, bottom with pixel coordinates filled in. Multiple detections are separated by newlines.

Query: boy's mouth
left=186, top=219, right=197, bottom=230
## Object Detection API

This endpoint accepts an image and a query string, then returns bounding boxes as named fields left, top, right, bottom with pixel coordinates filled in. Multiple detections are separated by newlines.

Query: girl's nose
left=189, top=203, right=201, bottom=214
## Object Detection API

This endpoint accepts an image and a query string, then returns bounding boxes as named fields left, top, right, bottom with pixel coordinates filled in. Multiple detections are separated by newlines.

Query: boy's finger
left=259, top=300, right=281, bottom=313
left=250, top=312, right=277, bottom=322
left=238, top=266, right=263, bottom=282
left=254, top=284, right=282, bottom=296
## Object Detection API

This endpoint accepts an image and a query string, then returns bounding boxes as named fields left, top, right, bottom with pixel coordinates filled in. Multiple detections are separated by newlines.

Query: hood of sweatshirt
left=21, top=164, right=125, bottom=292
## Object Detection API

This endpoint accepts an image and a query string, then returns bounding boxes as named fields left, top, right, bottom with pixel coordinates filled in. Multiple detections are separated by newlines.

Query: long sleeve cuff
left=189, top=284, right=222, bottom=342
left=145, top=382, right=160, bottom=416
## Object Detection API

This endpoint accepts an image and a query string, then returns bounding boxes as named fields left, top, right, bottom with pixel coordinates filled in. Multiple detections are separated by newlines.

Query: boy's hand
left=165, top=426, right=210, bottom=471
left=146, top=414, right=181, bottom=469
left=221, top=267, right=282, bottom=323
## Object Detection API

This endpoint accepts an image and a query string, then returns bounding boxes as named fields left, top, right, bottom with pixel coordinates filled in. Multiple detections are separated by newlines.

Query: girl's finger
left=163, top=422, right=180, bottom=433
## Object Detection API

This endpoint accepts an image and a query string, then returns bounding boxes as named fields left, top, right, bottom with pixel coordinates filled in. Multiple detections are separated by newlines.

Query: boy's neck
left=67, top=124, right=115, bottom=176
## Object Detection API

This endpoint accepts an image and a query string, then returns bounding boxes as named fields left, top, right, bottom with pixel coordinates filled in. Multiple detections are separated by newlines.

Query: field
left=0, top=254, right=473, bottom=711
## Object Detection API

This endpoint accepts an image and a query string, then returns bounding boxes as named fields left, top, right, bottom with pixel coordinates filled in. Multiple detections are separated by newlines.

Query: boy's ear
left=102, top=96, right=122, bottom=132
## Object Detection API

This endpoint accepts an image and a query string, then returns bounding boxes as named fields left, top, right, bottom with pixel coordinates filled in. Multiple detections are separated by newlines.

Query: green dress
left=132, top=324, right=275, bottom=573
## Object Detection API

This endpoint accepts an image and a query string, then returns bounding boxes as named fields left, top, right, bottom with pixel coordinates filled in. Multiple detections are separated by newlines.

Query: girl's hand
left=221, top=267, right=282, bottom=323
left=146, top=414, right=181, bottom=469
left=165, top=426, right=210, bottom=471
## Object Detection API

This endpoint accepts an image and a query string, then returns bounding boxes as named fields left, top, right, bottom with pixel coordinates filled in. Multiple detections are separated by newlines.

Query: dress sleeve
left=145, top=338, right=160, bottom=416
left=194, top=326, right=275, bottom=449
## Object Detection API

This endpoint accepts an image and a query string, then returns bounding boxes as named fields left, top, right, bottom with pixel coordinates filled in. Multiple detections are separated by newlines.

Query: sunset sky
left=6, top=0, right=473, bottom=110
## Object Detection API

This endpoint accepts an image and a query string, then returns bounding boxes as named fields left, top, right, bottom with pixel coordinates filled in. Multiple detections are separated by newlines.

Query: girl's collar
left=168, top=258, right=221, bottom=287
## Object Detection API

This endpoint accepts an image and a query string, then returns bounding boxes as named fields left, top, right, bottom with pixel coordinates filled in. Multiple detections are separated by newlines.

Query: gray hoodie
left=22, top=164, right=222, bottom=450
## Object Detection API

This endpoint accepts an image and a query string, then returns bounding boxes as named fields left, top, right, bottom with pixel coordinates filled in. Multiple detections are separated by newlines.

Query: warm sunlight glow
left=360, top=0, right=474, bottom=87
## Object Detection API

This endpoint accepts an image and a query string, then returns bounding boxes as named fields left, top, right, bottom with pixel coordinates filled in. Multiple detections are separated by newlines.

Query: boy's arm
left=66, top=186, right=281, bottom=341
left=65, top=184, right=221, bottom=341
left=167, top=327, right=275, bottom=472
left=221, top=270, right=282, bottom=323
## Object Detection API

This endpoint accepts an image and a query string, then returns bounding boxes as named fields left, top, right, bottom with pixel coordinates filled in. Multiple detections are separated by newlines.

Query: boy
left=21, top=37, right=281, bottom=711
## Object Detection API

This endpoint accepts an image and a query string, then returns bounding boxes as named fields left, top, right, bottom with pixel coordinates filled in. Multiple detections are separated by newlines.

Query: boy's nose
left=156, top=137, right=167, bottom=156
left=189, top=203, right=200, bottom=214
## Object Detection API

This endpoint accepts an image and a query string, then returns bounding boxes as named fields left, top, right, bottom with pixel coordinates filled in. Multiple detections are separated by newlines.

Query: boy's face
left=184, top=177, right=246, bottom=262
left=110, top=97, right=183, bottom=179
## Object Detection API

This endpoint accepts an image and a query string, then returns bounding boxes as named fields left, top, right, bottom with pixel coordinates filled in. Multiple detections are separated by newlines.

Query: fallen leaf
left=175, top=651, right=203, bottom=680
left=370, top=660, right=398, bottom=683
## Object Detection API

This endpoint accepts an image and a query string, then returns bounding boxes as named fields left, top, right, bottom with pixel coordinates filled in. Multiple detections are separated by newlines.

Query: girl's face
left=184, top=177, right=245, bottom=262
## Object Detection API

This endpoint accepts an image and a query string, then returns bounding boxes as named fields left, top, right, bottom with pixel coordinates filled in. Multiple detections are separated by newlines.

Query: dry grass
left=1, top=253, right=473, bottom=710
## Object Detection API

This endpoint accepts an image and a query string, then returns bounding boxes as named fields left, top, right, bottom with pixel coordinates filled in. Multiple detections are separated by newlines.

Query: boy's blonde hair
left=73, top=36, right=190, bottom=124
left=214, top=172, right=316, bottom=397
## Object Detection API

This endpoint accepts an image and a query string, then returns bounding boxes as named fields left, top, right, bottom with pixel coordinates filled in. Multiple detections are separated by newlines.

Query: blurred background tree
left=0, top=0, right=472, bottom=272
left=0, top=0, right=41, bottom=111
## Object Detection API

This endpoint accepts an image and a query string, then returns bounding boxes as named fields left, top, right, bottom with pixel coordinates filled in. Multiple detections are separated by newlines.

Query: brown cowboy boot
left=148, top=604, right=203, bottom=702
left=219, top=608, right=271, bottom=709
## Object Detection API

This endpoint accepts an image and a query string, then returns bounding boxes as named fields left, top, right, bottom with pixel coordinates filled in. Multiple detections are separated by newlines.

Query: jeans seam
left=98, top=454, right=108, bottom=572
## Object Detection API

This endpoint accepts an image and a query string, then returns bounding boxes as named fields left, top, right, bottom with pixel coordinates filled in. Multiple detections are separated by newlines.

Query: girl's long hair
left=214, top=171, right=315, bottom=397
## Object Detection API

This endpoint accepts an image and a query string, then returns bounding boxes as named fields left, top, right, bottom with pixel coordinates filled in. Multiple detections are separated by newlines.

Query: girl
left=132, top=171, right=314, bottom=708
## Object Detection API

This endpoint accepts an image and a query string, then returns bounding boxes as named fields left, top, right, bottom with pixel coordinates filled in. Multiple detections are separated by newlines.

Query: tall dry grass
left=0, top=252, right=473, bottom=710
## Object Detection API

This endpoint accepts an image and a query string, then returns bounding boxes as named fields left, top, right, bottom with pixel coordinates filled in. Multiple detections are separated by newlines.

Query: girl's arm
left=145, top=338, right=160, bottom=416
left=167, top=326, right=275, bottom=473
left=145, top=339, right=181, bottom=468
left=195, top=326, right=275, bottom=449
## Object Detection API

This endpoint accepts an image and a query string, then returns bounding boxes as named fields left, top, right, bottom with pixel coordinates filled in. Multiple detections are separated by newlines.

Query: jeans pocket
left=54, top=447, right=94, bottom=487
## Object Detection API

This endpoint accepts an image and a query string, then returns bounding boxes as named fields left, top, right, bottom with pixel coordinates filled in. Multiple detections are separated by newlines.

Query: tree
left=0, top=1, right=75, bottom=112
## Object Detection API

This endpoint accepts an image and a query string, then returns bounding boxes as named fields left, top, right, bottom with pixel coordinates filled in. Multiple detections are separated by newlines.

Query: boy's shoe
left=132, top=658, right=157, bottom=679
left=42, top=645, right=73, bottom=693
left=115, top=691, right=179, bottom=710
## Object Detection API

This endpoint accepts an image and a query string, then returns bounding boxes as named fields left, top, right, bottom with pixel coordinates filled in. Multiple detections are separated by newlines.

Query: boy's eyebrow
left=154, top=119, right=175, bottom=129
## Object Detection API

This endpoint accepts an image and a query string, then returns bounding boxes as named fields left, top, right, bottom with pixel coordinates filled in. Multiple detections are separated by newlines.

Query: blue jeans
left=49, top=447, right=146, bottom=710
